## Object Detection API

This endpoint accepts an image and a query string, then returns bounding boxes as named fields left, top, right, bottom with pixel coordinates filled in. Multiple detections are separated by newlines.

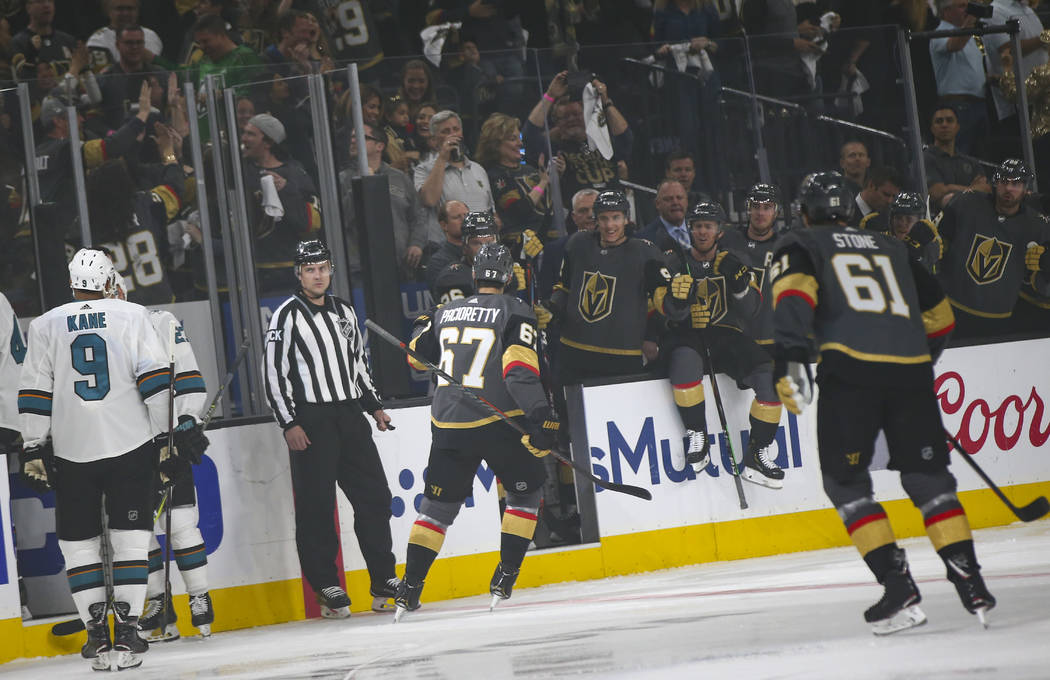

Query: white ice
left=3, top=522, right=1048, bottom=679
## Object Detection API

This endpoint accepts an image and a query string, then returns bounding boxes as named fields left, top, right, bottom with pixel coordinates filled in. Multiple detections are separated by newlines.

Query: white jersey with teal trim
left=19, top=298, right=171, bottom=463
left=148, top=310, right=207, bottom=422
left=0, top=292, right=26, bottom=431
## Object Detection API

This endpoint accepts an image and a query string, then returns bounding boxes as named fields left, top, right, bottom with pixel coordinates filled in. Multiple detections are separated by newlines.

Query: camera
left=966, top=1, right=994, bottom=19
left=566, top=70, right=597, bottom=97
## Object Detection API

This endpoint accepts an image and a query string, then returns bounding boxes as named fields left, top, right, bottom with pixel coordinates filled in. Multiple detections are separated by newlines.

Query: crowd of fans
left=0, top=0, right=1047, bottom=324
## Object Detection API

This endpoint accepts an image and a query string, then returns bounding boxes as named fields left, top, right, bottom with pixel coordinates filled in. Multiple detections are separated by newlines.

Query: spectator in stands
left=262, top=9, right=315, bottom=78
left=235, top=95, right=256, bottom=135
left=638, top=179, right=691, bottom=253
left=929, top=0, right=988, bottom=156
left=424, top=199, right=469, bottom=291
left=192, top=14, right=263, bottom=138
left=9, top=0, right=78, bottom=83
left=740, top=0, right=817, bottom=99
left=174, top=0, right=234, bottom=66
left=239, top=112, right=321, bottom=295
left=523, top=70, right=633, bottom=209
left=413, top=102, right=439, bottom=157
left=838, top=140, right=870, bottom=195
left=98, top=25, right=166, bottom=130
left=339, top=121, right=426, bottom=282
left=984, top=0, right=1048, bottom=128
left=382, top=95, right=416, bottom=172
left=414, top=109, right=494, bottom=244
left=924, top=104, right=991, bottom=211
left=537, top=188, right=598, bottom=299
left=398, top=58, right=437, bottom=119
left=87, top=0, right=164, bottom=72
left=849, top=165, right=903, bottom=226
left=476, top=112, right=560, bottom=250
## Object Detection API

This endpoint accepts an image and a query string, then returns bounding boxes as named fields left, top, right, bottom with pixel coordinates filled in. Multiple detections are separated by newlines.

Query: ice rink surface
left=4, top=522, right=1048, bottom=679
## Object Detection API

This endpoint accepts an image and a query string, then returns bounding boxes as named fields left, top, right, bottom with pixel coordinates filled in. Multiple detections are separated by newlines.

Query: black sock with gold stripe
left=405, top=517, right=447, bottom=583
left=500, top=506, right=538, bottom=571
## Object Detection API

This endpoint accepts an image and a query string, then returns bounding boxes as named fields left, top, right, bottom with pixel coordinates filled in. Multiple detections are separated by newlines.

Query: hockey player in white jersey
left=109, top=274, right=213, bottom=640
left=17, top=249, right=186, bottom=671
left=0, top=292, right=30, bottom=619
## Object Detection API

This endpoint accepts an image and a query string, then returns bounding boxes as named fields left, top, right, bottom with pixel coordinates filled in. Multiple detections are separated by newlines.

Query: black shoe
left=490, top=563, right=520, bottom=601
left=81, top=602, right=112, bottom=671
left=370, top=578, right=401, bottom=613
left=684, top=429, right=710, bottom=473
left=189, top=592, right=215, bottom=635
left=945, top=553, right=996, bottom=617
left=742, top=438, right=784, bottom=489
left=112, top=601, right=148, bottom=670
left=318, top=586, right=351, bottom=619
left=864, top=549, right=926, bottom=635
left=138, top=592, right=179, bottom=642
left=393, top=578, right=423, bottom=622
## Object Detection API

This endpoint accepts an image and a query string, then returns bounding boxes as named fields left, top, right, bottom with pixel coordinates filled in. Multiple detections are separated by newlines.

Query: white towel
left=260, top=174, right=284, bottom=220
left=582, top=83, right=614, bottom=160
left=421, top=22, right=462, bottom=68
left=836, top=70, right=870, bottom=117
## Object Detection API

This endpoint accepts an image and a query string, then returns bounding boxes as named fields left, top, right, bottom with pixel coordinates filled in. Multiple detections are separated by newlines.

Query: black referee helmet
left=295, top=240, right=332, bottom=269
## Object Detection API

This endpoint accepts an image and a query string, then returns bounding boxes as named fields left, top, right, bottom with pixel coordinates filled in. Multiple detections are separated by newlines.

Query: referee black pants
left=289, top=401, right=396, bottom=594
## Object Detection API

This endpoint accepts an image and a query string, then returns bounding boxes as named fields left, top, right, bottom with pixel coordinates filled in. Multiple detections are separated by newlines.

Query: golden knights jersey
left=148, top=310, right=206, bottom=422
left=409, top=294, right=547, bottom=430
left=0, top=292, right=26, bottom=431
left=662, top=246, right=760, bottom=332
left=552, top=231, right=671, bottom=357
left=937, top=192, right=1050, bottom=318
left=772, top=226, right=955, bottom=384
left=432, top=259, right=523, bottom=305
left=295, top=0, right=383, bottom=69
left=716, top=226, right=784, bottom=343
left=18, top=298, right=171, bottom=463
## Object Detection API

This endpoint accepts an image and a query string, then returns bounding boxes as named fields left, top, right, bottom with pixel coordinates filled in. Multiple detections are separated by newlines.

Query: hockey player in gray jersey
left=431, top=211, right=526, bottom=304
left=17, top=249, right=193, bottom=671
left=719, top=183, right=790, bottom=352
left=395, top=243, right=557, bottom=620
left=107, top=273, right=213, bottom=640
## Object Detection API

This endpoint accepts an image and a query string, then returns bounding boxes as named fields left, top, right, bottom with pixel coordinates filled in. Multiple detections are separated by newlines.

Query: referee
left=263, top=240, right=400, bottom=617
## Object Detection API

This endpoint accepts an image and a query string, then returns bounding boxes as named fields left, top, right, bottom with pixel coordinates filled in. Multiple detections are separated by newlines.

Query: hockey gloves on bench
left=522, top=411, right=560, bottom=458
left=20, top=440, right=55, bottom=493
left=773, top=357, right=813, bottom=416
left=718, top=251, right=752, bottom=297
left=670, top=274, right=694, bottom=301
left=522, top=229, right=544, bottom=258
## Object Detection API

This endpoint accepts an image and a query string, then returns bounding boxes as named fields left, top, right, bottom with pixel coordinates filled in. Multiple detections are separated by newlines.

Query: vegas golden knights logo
left=750, top=266, right=766, bottom=290
left=966, top=234, right=1012, bottom=285
left=578, top=270, right=616, bottom=322
left=690, top=277, right=727, bottom=328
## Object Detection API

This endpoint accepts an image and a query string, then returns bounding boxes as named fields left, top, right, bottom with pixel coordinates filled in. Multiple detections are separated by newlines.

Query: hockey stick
left=161, top=319, right=177, bottom=637
left=365, top=319, right=652, bottom=500
left=52, top=335, right=255, bottom=637
left=697, top=330, right=748, bottom=510
left=945, top=430, right=1050, bottom=522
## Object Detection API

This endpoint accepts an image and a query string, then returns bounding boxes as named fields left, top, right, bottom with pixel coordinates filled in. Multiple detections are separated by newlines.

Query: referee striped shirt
left=263, top=291, right=382, bottom=429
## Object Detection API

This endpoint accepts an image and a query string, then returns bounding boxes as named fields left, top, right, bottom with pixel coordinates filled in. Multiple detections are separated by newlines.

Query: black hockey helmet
left=294, top=239, right=332, bottom=266
left=686, top=201, right=727, bottom=229
left=472, top=242, right=514, bottom=287
left=889, top=192, right=926, bottom=218
left=462, top=210, right=498, bottom=241
left=992, top=158, right=1031, bottom=185
left=799, top=171, right=853, bottom=224
left=592, top=190, right=629, bottom=217
left=746, top=183, right=780, bottom=208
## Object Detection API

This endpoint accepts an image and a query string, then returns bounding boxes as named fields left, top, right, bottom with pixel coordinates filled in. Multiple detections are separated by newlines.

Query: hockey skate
left=946, top=554, right=996, bottom=628
left=370, top=578, right=401, bottom=613
left=318, top=586, right=351, bottom=619
left=742, top=439, right=784, bottom=489
left=189, top=592, right=215, bottom=636
left=81, top=602, right=112, bottom=672
left=489, top=563, right=519, bottom=611
left=393, top=578, right=423, bottom=623
left=684, top=430, right=710, bottom=473
left=864, top=549, right=926, bottom=635
left=111, top=601, right=149, bottom=671
left=137, top=593, right=179, bottom=642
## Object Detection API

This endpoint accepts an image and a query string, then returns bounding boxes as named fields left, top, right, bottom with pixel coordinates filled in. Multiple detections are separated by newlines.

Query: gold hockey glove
left=522, top=229, right=544, bottom=258
left=670, top=273, right=694, bottom=301
left=533, top=303, right=553, bottom=330
left=773, top=359, right=813, bottom=415
left=512, top=262, right=527, bottom=291
left=1026, top=242, right=1050, bottom=272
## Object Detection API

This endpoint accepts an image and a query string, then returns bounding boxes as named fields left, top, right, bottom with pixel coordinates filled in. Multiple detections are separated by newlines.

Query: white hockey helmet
left=69, top=248, right=116, bottom=293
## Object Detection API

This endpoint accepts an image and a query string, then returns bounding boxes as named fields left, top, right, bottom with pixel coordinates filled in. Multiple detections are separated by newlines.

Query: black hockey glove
left=0, top=427, right=20, bottom=457
left=522, top=410, right=560, bottom=458
left=173, top=415, right=209, bottom=465
left=717, top=252, right=751, bottom=296
left=20, top=441, right=54, bottom=494
left=156, top=434, right=191, bottom=487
